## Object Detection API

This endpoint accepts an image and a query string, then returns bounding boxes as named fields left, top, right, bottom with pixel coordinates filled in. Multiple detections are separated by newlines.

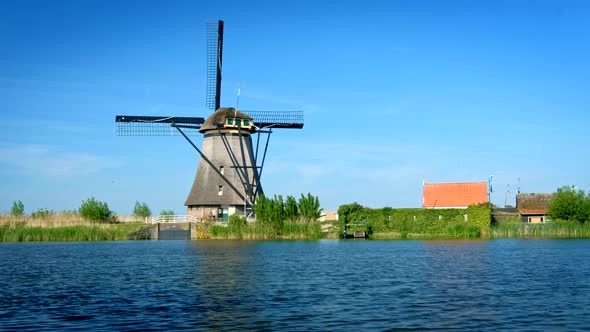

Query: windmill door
left=219, top=207, right=229, bottom=221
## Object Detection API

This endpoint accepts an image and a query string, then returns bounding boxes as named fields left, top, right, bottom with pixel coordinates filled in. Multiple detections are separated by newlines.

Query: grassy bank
left=0, top=223, right=146, bottom=242
left=208, top=221, right=325, bottom=240
left=371, top=223, right=590, bottom=240
left=372, top=224, right=482, bottom=240
left=489, top=222, right=590, bottom=238
left=0, top=214, right=145, bottom=242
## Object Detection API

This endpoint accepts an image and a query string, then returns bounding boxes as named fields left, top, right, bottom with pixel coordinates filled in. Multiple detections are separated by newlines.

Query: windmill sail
left=115, top=116, right=204, bottom=136
left=206, top=20, right=223, bottom=112
left=115, top=111, right=303, bottom=136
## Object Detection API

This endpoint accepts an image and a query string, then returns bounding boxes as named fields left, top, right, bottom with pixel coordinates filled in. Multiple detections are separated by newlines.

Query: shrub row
left=338, top=203, right=492, bottom=236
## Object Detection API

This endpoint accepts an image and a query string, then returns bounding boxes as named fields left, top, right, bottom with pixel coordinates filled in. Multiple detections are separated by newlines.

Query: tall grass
left=489, top=222, right=590, bottom=238
left=0, top=223, right=145, bottom=242
left=209, top=221, right=324, bottom=240
left=371, top=224, right=482, bottom=240
left=0, top=213, right=145, bottom=242
left=0, top=213, right=91, bottom=228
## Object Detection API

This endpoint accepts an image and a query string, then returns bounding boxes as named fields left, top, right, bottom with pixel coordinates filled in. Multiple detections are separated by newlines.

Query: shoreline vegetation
left=2, top=213, right=590, bottom=242
left=0, top=214, right=146, bottom=242
left=2, top=184, right=590, bottom=242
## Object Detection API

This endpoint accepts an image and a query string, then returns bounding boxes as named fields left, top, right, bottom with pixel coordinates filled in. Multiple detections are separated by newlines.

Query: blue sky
left=1, top=0, right=589, bottom=215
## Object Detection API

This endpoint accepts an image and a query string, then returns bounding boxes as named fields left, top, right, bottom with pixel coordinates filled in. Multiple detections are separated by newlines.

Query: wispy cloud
left=0, top=144, right=123, bottom=178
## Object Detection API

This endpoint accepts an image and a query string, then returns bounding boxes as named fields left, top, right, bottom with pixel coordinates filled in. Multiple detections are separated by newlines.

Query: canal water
left=1, top=239, right=589, bottom=330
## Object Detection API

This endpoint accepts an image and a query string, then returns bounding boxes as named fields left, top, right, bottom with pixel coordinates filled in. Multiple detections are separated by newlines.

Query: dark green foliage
left=10, top=200, right=24, bottom=216
left=285, top=195, right=299, bottom=221
left=79, top=197, right=115, bottom=223
left=549, top=186, right=590, bottom=222
left=133, top=201, right=151, bottom=218
left=160, top=209, right=174, bottom=216
left=254, top=195, right=285, bottom=234
left=298, top=193, right=322, bottom=222
left=337, top=202, right=492, bottom=238
left=254, top=192, right=323, bottom=227
left=228, top=215, right=247, bottom=228
left=337, top=202, right=364, bottom=225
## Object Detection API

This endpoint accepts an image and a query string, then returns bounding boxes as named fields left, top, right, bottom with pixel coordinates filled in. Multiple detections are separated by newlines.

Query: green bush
left=337, top=203, right=492, bottom=237
left=11, top=200, right=24, bottom=216
left=160, top=209, right=174, bottom=216
left=549, top=186, right=590, bottom=222
left=337, top=202, right=364, bottom=232
left=228, top=215, right=247, bottom=228
left=133, top=201, right=151, bottom=218
left=79, top=197, right=115, bottom=223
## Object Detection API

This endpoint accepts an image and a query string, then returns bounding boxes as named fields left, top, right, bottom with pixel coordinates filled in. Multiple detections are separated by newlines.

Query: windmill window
left=227, top=119, right=234, bottom=126
left=220, top=166, right=225, bottom=175
left=218, top=186, right=223, bottom=195
left=243, top=120, right=250, bottom=126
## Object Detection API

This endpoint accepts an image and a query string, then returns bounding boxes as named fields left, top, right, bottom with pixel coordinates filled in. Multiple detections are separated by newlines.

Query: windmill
left=115, top=20, right=304, bottom=220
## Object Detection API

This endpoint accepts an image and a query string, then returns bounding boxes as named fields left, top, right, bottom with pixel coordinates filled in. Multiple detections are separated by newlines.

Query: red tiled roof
left=423, top=182, right=488, bottom=208
left=519, top=209, right=548, bottom=215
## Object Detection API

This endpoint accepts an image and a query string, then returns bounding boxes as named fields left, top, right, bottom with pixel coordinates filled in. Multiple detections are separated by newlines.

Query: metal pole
left=488, top=175, right=494, bottom=204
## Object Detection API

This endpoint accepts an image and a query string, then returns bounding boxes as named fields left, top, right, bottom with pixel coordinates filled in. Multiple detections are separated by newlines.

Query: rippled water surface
left=1, top=239, right=590, bottom=330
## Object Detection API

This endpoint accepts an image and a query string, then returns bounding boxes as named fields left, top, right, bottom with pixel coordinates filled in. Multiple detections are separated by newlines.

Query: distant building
left=319, top=211, right=338, bottom=221
left=422, top=182, right=488, bottom=208
left=516, top=193, right=554, bottom=223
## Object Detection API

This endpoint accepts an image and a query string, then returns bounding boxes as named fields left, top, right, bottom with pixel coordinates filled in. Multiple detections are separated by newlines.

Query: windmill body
left=185, top=108, right=262, bottom=219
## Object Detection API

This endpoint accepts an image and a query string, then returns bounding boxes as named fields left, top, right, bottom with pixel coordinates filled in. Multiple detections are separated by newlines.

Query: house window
left=220, top=166, right=225, bottom=175
left=218, top=186, right=223, bottom=195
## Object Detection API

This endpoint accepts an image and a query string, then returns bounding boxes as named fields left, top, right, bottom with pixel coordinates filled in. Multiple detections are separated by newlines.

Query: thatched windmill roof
left=199, top=107, right=252, bottom=133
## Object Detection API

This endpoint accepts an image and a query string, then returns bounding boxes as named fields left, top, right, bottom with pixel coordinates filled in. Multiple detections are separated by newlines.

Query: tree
left=549, top=186, right=590, bottom=222
left=337, top=202, right=364, bottom=225
left=298, top=193, right=323, bottom=223
left=160, top=209, right=175, bottom=216
left=79, top=197, right=114, bottom=223
left=10, top=200, right=24, bottom=216
left=133, top=201, right=151, bottom=218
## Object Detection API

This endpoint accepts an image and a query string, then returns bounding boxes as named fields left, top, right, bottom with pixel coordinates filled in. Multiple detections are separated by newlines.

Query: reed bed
left=209, top=222, right=324, bottom=240
left=0, top=213, right=92, bottom=228
left=489, top=222, right=590, bottom=238
left=0, top=224, right=144, bottom=242
left=0, top=214, right=145, bottom=242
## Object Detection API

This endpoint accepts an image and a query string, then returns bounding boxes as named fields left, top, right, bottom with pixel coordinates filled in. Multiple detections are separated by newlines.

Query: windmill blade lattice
left=115, top=115, right=204, bottom=136
left=242, top=110, right=304, bottom=129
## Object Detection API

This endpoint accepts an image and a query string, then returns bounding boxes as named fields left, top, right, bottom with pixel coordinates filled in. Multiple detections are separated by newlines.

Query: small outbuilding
left=516, top=193, right=554, bottom=223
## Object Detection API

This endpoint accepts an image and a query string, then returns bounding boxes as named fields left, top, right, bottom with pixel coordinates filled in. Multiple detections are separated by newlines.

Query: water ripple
left=1, top=239, right=590, bottom=330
